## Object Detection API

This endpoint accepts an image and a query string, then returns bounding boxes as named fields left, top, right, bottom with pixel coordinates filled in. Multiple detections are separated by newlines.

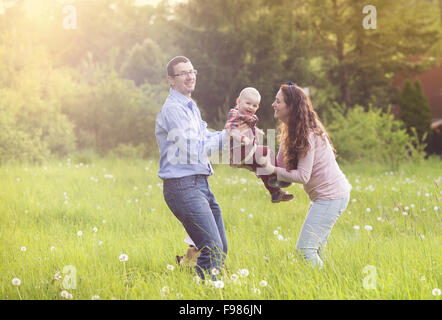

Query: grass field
left=0, top=156, right=440, bottom=300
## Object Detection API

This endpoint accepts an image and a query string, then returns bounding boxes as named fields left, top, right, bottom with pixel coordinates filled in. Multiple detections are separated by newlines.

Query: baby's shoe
left=268, top=175, right=291, bottom=188
left=271, top=190, right=294, bottom=203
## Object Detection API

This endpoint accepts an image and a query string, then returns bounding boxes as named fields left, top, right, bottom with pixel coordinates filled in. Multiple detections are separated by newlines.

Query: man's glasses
left=172, top=70, right=198, bottom=77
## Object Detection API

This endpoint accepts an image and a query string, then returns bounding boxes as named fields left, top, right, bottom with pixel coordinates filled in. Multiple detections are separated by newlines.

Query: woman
left=262, top=82, right=352, bottom=268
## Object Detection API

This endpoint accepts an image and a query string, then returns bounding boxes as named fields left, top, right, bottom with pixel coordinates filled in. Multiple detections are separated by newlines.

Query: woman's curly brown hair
left=278, top=83, right=336, bottom=171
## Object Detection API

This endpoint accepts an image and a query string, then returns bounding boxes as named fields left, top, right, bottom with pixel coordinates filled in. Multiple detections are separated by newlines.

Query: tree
left=307, top=0, right=441, bottom=110
left=398, top=79, right=432, bottom=140
left=120, top=38, right=166, bottom=86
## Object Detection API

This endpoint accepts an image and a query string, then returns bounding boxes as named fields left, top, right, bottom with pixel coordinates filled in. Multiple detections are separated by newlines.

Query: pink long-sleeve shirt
left=275, top=131, right=351, bottom=201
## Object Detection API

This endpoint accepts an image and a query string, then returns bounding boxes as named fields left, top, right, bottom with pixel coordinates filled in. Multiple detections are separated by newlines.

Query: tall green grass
left=0, top=157, right=440, bottom=300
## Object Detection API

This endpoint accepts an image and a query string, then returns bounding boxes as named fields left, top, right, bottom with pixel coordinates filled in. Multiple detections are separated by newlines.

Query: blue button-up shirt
left=155, top=89, right=227, bottom=179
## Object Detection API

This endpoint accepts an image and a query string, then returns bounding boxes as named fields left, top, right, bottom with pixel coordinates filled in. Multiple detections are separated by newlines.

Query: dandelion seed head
left=432, top=288, right=441, bottom=296
left=238, top=269, right=249, bottom=278
left=54, top=271, right=62, bottom=280
left=12, top=278, right=21, bottom=286
left=60, top=290, right=69, bottom=299
left=77, top=231, right=83, bottom=237
left=259, top=280, right=268, bottom=287
left=166, top=264, right=174, bottom=271
left=20, top=246, right=26, bottom=252
left=214, top=280, right=224, bottom=289
left=119, top=254, right=128, bottom=262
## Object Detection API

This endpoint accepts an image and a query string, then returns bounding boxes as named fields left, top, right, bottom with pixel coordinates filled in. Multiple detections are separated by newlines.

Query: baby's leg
left=249, top=146, right=280, bottom=194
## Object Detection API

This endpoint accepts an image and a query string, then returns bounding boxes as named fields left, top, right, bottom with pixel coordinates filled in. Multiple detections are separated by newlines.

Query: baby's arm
left=230, top=128, right=251, bottom=145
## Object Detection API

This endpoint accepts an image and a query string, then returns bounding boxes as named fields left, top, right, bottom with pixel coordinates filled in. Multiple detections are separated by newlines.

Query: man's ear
left=167, top=76, right=174, bottom=88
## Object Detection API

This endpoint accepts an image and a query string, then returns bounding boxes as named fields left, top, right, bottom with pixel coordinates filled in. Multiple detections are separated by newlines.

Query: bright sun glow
left=135, top=0, right=186, bottom=6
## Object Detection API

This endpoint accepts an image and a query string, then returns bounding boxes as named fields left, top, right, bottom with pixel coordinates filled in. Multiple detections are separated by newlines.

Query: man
left=155, top=56, right=228, bottom=279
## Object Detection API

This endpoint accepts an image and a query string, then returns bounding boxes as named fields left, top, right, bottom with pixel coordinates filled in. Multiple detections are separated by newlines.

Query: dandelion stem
left=123, top=262, right=128, bottom=300
left=16, top=287, right=22, bottom=300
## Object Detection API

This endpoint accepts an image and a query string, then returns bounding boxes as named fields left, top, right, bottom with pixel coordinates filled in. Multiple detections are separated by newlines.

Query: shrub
left=324, top=104, right=422, bottom=170
left=0, top=89, right=76, bottom=164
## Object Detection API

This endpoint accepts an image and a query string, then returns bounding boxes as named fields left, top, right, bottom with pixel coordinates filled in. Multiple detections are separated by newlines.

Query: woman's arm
left=263, top=133, right=315, bottom=184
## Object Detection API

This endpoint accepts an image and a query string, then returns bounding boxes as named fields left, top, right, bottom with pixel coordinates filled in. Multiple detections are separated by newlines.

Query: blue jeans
left=162, top=175, right=227, bottom=279
left=296, top=196, right=350, bottom=268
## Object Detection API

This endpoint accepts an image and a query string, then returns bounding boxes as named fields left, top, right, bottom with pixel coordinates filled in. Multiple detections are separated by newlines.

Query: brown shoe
left=271, top=190, right=294, bottom=203
left=177, top=246, right=200, bottom=267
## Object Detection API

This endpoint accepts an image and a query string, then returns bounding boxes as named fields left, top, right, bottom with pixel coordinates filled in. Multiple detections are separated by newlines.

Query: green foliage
left=120, top=38, right=166, bottom=86
left=308, top=0, right=440, bottom=109
left=0, top=0, right=440, bottom=162
left=0, top=42, right=76, bottom=164
left=398, top=79, right=432, bottom=140
left=325, top=104, right=421, bottom=170
left=61, top=66, right=165, bottom=156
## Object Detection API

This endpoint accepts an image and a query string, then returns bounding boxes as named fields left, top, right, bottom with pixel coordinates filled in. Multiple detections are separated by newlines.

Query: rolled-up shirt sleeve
left=163, top=104, right=226, bottom=163
left=202, top=125, right=228, bottom=156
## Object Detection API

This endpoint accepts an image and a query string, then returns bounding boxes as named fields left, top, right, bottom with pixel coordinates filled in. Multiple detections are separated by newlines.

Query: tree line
left=0, top=0, right=440, bottom=164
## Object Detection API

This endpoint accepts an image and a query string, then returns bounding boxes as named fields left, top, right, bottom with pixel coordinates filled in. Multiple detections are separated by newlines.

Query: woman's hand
left=257, top=153, right=276, bottom=175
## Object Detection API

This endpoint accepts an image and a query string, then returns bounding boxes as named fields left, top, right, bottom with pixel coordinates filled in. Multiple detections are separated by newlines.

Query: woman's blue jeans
left=296, top=196, right=350, bottom=268
left=162, top=175, right=228, bottom=279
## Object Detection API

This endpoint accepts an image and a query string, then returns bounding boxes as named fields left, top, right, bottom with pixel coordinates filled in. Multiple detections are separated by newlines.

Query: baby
left=224, top=87, right=294, bottom=203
